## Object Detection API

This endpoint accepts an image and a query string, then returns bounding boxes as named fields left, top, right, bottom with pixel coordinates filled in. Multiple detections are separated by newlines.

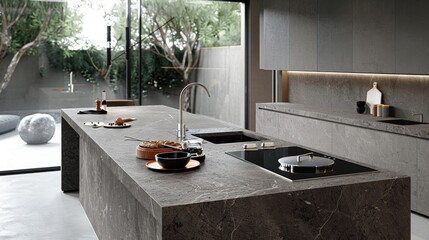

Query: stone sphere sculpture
left=18, top=113, right=56, bottom=144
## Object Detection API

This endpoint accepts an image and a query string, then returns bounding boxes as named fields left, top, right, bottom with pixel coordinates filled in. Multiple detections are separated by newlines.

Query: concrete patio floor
left=0, top=171, right=97, bottom=239
left=0, top=124, right=61, bottom=172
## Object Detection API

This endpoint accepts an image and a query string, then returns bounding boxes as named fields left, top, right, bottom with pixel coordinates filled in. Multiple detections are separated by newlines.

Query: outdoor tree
left=0, top=0, right=79, bottom=94
left=93, top=0, right=240, bottom=105
left=141, top=0, right=241, bottom=111
left=80, top=0, right=124, bottom=83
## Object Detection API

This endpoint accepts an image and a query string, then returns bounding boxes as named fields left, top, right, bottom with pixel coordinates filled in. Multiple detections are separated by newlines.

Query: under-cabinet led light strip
left=288, top=71, right=429, bottom=79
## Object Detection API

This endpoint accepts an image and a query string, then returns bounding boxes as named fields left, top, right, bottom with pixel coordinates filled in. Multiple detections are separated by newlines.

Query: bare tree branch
left=0, top=7, right=53, bottom=94
left=0, top=5, right=10, bottom=60
left=8, top=1, right=27, bottom=29
left=0, top=1, right=28, bottom=63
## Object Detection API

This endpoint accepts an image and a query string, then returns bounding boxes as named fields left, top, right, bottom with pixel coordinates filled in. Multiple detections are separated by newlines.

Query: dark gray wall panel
left=396, top=0, right=429, bottom=74
left=318, top=0, right=353, bottom=72
left=260, top=0, right=290, bottom=69
left=289, top=0, right=318, bottom=70
left=353, top=0, right=395, bottom=73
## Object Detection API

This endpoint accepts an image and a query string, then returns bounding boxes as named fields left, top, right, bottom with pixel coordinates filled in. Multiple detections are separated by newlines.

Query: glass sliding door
left=0, top=0, right=245, bottom=174
left=0, top=0, right=129, bottom=173
left=136, top=0, right=246, bottom=127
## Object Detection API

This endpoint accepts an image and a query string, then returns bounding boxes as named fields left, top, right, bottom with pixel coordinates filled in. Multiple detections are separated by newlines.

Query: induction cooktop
left=226, top=146, right=377, bottom=182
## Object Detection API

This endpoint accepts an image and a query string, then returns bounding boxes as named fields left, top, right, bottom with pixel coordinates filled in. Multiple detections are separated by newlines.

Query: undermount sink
left=377, top=119, right=428, bottom=125
left=191, top=131, right=266, bottom=144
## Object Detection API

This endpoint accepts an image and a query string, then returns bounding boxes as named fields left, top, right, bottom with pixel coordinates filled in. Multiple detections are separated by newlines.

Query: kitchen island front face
left=61, top=105, right=410, bottom=239
left=256, top=102, right=429, bottom=217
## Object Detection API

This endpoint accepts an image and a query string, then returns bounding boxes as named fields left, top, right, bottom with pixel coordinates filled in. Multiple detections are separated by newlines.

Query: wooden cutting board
left=136, top=146, right=175, bottom=160
left=366, top=82, right=382, bottom=114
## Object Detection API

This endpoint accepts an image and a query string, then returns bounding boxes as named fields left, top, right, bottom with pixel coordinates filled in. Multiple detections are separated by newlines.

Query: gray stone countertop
left=62, top=105, right=405, bottom=211
left=257, top=102, right=429, bottom=140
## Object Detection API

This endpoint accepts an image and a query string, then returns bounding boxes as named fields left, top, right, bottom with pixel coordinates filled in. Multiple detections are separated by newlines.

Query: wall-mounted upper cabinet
left=260, top=0, right=429, bottom=75
left=318, top=0, right=353, bottom=72
left=396, top=0, right=429, bottom=74
left=260, top=0, right=318, bottom=71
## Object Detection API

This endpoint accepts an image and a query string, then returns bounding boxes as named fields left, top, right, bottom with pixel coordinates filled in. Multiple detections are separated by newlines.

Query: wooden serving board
left=136, top=146, right=175, bottom=160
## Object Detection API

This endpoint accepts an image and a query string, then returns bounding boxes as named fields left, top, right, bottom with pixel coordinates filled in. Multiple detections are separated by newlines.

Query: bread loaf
left=139, top=140, right=181, bottom=149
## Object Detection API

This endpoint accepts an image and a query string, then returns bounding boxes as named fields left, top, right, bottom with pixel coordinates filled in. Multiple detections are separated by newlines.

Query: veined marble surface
left=62, top=105, right=410, bottom=239
left=257, top=102, right=429, bottom=140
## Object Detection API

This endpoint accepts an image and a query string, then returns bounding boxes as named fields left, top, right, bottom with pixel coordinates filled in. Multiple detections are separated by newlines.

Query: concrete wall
left=194, top=46, right=245, bottom=128
left=0, top=48, right=247, bottom=128
left=0, top=52, right=124, bottom=115
left=287, top=72, right=429, bottom=121
left=195, top=0, right=273, bottom=129
left=1, top=47, right=253, bottom=128
left=0, top=54, right=46, bottom=111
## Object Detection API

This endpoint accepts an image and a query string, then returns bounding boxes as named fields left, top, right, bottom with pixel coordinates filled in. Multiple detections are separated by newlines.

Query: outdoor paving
left=0, top=124, right=61, bottom=172
left=0, top=171, right=97, bottom=240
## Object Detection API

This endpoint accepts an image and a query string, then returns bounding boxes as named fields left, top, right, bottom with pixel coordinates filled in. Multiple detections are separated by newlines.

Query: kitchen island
left=62, top=105, right=410, bottom=239
left=257, top=102, right=428, bottom=217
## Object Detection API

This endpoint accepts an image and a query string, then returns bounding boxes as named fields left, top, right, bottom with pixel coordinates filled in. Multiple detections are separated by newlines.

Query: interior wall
left=287, top=72, right=429, bottom=120
left=248, top=0, right=272, bottom=131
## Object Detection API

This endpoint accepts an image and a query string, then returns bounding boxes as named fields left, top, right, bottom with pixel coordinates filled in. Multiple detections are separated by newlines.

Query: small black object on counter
left=78, top=110, right=107, bottom=114
left=356, top=101, right=366, bottom=114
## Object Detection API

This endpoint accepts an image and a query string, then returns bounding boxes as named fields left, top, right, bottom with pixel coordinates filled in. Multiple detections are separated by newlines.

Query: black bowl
left=356, top=101, right=366, bottom=107
left=155, top=152, right=191, bottom=169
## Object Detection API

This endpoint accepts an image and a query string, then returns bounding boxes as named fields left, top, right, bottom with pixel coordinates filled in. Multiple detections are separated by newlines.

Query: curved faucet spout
left=178, top=83, right=211, bottom=141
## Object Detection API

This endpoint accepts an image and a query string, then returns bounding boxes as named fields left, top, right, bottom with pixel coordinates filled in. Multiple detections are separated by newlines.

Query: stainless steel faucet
left=177, top=83, right=210, bottom=141
left=413, top=113, right=424, bottom=123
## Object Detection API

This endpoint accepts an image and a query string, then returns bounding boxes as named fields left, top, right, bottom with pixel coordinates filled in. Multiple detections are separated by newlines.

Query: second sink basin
left=192, top=131, right=266, bottom=144
left=377, top=119, right=427, bottom=125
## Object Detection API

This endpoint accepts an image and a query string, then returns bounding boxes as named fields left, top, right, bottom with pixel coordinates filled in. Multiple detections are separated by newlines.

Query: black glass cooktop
left=226, top=146, right=377, bottom=182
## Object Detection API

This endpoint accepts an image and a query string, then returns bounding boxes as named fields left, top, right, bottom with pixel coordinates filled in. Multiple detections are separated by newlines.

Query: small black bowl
left=356, top=101, right=366, bottom=107
left=356, top=101, right=366, bottom=114
left=155, top=152, right=191, bottom=169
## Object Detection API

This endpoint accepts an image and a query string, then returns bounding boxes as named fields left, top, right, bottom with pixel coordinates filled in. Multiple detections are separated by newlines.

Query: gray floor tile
left=0, top=171, right=97, bottom=240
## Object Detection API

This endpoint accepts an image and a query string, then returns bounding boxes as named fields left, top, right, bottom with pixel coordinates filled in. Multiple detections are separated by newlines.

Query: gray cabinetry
left=318, top=0, right=353, bottom=72
left=417, top=140, right=429, bottom=213
left=260, top=0, right=429, bottom=75
left=260, top=0, right=289, bottom=70
left=260, top=0, right=317, bottom=70
left=331, top=123, right=418, bottom=211
left=288, top=0, right=318, bottom=70
left=352, top=0, right=395, bottom=73
left=395, top=0, right=429, bottom=74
